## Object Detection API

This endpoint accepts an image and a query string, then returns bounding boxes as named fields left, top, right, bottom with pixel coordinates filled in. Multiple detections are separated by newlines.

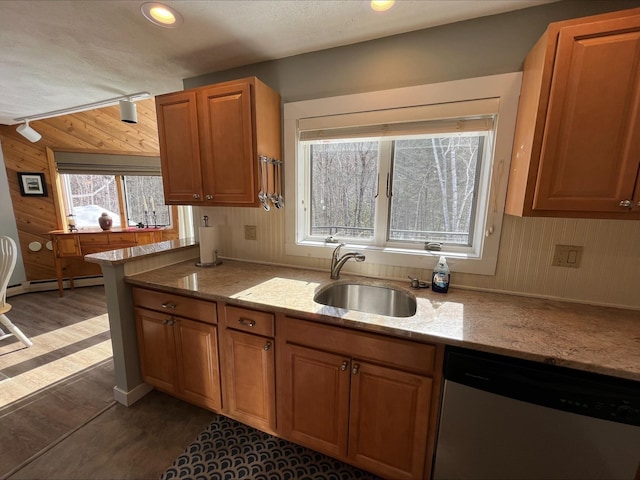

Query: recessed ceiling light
left=370, top=0, right=395, bottom=12
left=141, top=2, right=183, bottom=28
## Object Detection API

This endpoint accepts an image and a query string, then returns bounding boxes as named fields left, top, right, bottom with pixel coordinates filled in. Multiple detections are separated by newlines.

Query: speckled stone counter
left=85, top=237, right=198, bottom=266
left=126, top=259, right=640, bottom=382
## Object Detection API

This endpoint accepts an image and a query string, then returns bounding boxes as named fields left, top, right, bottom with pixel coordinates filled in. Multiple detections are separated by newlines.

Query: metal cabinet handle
left=162, top=318, right=175, bottom=325
left=238, top=318, right=256, bottom=327
left=352, top=364, right=360, bottom=375
left=340, top=361, right=349, bottom=371
left=161, top=302, right=177, bottom=309
left=205, top=194, right=213, bottom=200
left=619, top=199, right=632, bottom=208
left=193, top=193, right=201, bottom=199
left=263, top=341, right=272, bottom=351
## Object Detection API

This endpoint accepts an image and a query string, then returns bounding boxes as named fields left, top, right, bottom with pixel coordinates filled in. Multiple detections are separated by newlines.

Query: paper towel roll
left=199, top=226, right=218, bottom=264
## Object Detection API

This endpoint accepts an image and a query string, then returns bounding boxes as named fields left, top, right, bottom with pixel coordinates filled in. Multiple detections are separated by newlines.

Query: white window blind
left=298, top=98, right=498, bottom=141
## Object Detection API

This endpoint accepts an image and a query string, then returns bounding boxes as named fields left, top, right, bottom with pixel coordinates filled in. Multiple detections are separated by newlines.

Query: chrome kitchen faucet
left=330, top=243, right=365, bottom=279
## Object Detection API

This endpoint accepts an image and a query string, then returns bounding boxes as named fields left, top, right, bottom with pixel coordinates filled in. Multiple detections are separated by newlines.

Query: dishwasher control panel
left=445, top=347, right=640, bottom=427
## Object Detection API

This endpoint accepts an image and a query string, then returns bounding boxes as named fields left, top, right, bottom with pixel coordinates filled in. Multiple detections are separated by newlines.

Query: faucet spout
left=330, top=243, right=365, bottom=279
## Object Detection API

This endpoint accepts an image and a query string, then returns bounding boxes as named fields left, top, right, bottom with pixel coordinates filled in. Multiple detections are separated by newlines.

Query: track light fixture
left=16, top=120, right=42, bottom=143
left=119, top=98, right=138, bottom=124
left=14, top=91, right=151, bottom=141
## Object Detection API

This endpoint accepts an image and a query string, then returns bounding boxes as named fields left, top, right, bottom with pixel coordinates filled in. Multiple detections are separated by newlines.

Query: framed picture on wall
left=17, top=172, right=47, bottom=197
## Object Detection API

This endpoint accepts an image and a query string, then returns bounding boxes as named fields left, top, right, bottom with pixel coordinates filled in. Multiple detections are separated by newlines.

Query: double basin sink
left=313, top=282, right=417, bottom=318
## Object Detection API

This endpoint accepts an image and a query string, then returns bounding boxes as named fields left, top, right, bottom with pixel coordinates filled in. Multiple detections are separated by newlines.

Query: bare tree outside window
left=65, top=174, right=121, bottom=227
left=123, top=176, right=170, bottom=227
left=61, top=174, right=170, bottom=229
left=390, top=135, right=482, bottom=245
left=307, top=134, right=484, bottom=246
left=310, top=141, right=378, bottom=239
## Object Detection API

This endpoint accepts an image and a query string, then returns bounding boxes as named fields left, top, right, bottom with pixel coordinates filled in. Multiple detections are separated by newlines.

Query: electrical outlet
left=552, top=244, right=583, bottom=268
left=244, top=225, right=257, bottom=241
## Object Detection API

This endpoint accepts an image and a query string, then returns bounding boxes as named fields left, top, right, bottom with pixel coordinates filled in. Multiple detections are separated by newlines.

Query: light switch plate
left=552, top=244, right=583, bottom=268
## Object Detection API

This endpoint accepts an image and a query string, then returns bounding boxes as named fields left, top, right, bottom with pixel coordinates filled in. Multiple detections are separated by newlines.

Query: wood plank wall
left=0, top=99, right=164, bottom=282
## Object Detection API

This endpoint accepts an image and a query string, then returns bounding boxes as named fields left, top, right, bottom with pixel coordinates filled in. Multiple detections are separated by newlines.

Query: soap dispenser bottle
left=431, top=256, right=450, bottom=293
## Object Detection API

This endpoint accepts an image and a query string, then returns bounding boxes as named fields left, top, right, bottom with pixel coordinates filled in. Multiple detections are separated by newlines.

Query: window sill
left=285, top=241, right=497, bottom=275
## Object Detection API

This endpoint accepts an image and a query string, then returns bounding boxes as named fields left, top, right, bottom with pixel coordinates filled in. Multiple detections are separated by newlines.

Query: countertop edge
left=85, top=238, right=198, bottom=266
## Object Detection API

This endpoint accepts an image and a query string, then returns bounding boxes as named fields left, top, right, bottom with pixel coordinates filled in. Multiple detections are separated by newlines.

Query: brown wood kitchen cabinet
left=220, top=304, right=276, bottom=433
left=506, top=8, right=640, bottom=219
left=155, top=77, right=281, bottom=207
left=132, top=287, right=222, bottom=411
left=277, top=316, right=443, bottom=480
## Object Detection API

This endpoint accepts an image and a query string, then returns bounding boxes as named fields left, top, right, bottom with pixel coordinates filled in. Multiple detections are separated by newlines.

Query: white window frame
left=284, top=73, right=522, bottom=275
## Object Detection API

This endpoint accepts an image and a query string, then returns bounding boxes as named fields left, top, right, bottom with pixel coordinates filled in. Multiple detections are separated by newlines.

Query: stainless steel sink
left=313, top=282, right=417, bottom=317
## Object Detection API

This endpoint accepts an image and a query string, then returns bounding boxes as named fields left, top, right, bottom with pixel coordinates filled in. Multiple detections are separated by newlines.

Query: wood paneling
left=0, top=99, right=161, bottom=282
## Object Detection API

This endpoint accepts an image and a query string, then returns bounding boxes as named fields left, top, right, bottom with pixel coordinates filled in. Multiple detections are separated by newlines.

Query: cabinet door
left=156, top=91, right=204, bottom=204
left=223, top=329, right=275, bottom=431
left=55, top=235, right=80, bottom=257
left=174, top=317, right=222, bottom=411
left=134, top=307, right=177, bottom=393
left=280, top=343, right=350, bottom=458
left=534, top=18, right=640, bottom=212
left=198, top=82, right=257, bottom=206
left=135, top=231, right=160, bottom=245
left=348, top=362, right=432, bottom=480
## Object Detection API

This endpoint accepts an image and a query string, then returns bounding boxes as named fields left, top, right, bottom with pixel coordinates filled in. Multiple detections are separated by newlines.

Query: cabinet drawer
left=79, top=233, right=110, bottom=246
left=281, top=316, right=436, bottom=376
left=132, top=287, right=217, bottom=324
left=225, top=305, right=274, bottom=337
left=108, top=233, right=137, bottom=245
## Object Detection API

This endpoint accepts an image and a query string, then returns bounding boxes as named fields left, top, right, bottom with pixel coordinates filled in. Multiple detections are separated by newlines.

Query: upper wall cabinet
left=155, top=77, right=281, bottom=207
left=505, top=8, right=640, bottom=219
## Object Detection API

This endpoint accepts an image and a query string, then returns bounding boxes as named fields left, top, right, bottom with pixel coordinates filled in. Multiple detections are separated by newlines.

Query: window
left=54, top=152, right=172, bottom=230
left=284, top=73, right=522, bottom=275
left=60, top=174, right=170, bottom=228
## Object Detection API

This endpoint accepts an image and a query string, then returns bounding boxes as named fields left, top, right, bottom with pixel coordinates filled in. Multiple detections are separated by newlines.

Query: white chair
left=0, top=236, right=32, bottom=347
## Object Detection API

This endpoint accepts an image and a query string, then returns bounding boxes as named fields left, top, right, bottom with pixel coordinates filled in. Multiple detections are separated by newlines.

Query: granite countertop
left=125, top=259, right=640, bottom=382
left=85, top=238, right=197, bottom=266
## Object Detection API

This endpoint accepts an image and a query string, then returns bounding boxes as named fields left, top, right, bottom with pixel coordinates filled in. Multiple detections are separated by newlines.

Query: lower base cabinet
left=133, top=287, right=222, bottom=411
left=132, top=288, right=443, bottom=480
left=220, top=304, right=277, bottom=432
left=277, top=316, right=442, bottom=480
left=222, top=328, right=276, bottom=432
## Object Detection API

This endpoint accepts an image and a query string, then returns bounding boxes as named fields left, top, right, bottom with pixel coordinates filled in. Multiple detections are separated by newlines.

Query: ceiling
left=0, top=0, right=555, bottom=125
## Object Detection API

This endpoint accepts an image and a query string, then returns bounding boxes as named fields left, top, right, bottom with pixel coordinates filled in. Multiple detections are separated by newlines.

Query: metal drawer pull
left=162, top=318, right=175, bottom=325
left=264, top=341, right=272, bottom=351
left=238, top=318, right=256, bottom=327
left=340, top=361, right=348, bottom=371
left=161, top=302, right=177, bottom=309
left=193, top=193, right=200, bottom=199
left=619, top=199, right=632, bottom=207
left=352, top=364, right=360, bottom=375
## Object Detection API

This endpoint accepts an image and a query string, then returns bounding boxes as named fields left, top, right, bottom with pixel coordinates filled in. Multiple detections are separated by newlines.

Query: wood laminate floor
left=1, top=286, right=215, bottom=480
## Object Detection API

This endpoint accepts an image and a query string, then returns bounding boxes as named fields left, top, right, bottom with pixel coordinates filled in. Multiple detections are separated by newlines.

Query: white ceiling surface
left=0, top=0, right=554, bottom=126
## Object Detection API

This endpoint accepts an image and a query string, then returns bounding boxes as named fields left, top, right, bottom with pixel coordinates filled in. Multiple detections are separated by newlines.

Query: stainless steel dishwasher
left=433, top=347, right=640, bottom=479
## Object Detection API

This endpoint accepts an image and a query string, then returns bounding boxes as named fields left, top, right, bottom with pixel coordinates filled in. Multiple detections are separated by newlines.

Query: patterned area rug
left=161, top=415, right=382, bottom=480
